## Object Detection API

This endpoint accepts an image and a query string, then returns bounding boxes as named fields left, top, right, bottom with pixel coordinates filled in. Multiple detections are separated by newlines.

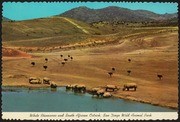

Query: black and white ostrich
left=127, top=70, right=131, bottom=75
left=31, top=62, right=35, bottom=66
left=108, top=72, right=113, bottom=77
left=157, top=73, right=163, bottom=80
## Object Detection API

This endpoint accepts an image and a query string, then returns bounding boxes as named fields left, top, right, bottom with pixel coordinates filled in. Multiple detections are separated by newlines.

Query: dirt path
left=62, top=17, right=90, bottom=34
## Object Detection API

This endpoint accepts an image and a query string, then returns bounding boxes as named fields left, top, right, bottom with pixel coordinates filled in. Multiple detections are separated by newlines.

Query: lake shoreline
left=2, top=84, right=178, bottom=111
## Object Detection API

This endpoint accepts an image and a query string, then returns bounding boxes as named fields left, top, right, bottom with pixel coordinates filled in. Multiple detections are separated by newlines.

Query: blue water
left=2, top=87, right=177, bottom=112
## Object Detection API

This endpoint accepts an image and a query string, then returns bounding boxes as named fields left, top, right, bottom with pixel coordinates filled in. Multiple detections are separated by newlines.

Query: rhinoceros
left=97, top=89, right=105, bottom=97
left=103, top=92, right=112, bottom=98
left=29, top=77, right=41, bottom=84
left=92, top=88, right=101, bottom=92
left=105, top=85, right=118, bottom=91
left=43, top=77, right=50, bottom=84
left=90, top=88, right=100, bottom=95
left=50, top=81, right=57, bottom=88
left=123, top=83, right=137, bottom=91
left=74, top=84, right=86, bottom=93
left=66, top=84, right=72, bottom=90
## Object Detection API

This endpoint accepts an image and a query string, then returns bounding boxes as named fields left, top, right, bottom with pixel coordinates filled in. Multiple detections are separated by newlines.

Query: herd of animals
left=28, top=76, right=137, bottom=98
left=29, top=54, right=163, bottom=98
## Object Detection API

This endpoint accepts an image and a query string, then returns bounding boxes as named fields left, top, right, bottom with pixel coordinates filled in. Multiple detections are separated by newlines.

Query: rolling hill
left=2, top=6, right=178, bottom=48
left=2, top=17, right=11, bottom=22
left=60, top=6, right=177, bottom=23
left=2, top=17, right=101, bottom=42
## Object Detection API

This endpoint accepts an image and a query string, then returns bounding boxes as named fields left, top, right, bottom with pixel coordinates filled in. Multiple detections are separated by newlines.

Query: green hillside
left=2, top=16, right=178, bottom=48
left=2, top=17, right=101, bottom=42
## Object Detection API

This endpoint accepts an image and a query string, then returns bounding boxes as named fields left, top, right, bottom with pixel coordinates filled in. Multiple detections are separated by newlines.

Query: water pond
left=2, top=86, right=177, bottom=112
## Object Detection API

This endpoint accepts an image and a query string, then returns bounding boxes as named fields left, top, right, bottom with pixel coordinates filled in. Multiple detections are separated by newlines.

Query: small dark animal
left=31, top=62, right=35, bottom=66
left=64, top=59, right=68, bottom=61
left=108, top=72, right=113, bottom=77
left=60, top=55, right=63, bottom=57
left=45, top=58, right=48, bottom=62
left=43, top=65, right=48, bottom=71
left=127, top=70, right=131, bottom=75
left=157, top=74, right=163, bottom=80
left=112, top=67, right=115, bottom=71
left=68, top=55, right=70, bottom=57
left=62, top=62, right=65, bottom=66
left=70, top=57, right=73, bottom=60
left=128, top=59, right=131, bottom=62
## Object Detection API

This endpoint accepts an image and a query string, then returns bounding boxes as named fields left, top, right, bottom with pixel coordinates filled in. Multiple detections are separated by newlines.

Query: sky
left=3, top=2, right=178, bottom=21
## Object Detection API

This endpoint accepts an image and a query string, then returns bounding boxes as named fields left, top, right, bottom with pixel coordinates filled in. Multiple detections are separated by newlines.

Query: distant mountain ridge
left=60, top=6, right=177, bottom=23
left=2, top=17, right=11, bottom=21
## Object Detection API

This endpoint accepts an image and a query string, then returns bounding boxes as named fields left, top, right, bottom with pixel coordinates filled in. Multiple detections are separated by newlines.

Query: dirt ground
left=2, top=31, right=178, bottom=110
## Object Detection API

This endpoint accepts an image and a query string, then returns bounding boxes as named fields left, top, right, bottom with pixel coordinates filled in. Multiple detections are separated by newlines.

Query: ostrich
left=31, top=62, right=35, bottom=66
left=45, top=58, right=48, bottom=63
left=43, top=65, right=48, bottom=71
left=61, top=62, right=65, bottom=66
left=112, top=67, right=116, bottom=72
left=108, top=72, right=113, bottom=77
left=157, top=74, right=163, bottom=80
left=127, top=70, right=131, bottom=75
left=64, top=58, right=68, bottom=62
left=128, top=59, right=131, bottom=62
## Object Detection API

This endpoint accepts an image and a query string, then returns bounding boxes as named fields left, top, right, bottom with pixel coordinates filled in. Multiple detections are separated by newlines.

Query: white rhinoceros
left=123, top=83, right=137, bottom=91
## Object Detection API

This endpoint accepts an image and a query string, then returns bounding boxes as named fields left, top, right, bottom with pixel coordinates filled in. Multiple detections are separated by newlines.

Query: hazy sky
left=3, top=2, right=178, bottom=21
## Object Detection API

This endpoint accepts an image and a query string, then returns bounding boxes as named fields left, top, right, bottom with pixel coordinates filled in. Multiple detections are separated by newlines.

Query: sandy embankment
left=2, top=47, right=32, bottom=58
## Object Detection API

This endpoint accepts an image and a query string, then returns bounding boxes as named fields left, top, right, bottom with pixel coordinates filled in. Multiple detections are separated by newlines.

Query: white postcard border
left=2, top=112, right=178, bottom=120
